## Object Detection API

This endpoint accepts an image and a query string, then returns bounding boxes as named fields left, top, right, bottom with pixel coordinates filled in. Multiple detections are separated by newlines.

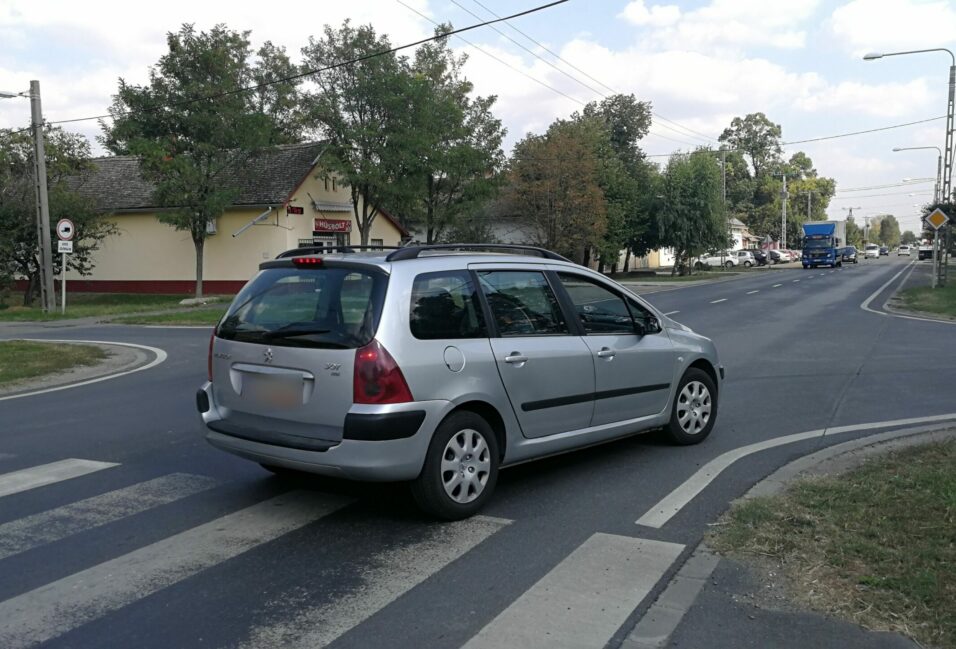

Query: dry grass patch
left=709, top=440, right=956, bottom=648
left=0, top=341, right=107, bottom=387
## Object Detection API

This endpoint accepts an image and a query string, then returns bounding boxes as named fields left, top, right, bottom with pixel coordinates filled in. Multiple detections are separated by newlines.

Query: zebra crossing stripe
left=0, top=473, right=218, bottom=561
left=0, top=490, right=352, bottom=648
left=239, top=515, right=510, bottom=648
left=462, top=533, right=684, bottom=649
left=0, top=459, right=118, bottom=499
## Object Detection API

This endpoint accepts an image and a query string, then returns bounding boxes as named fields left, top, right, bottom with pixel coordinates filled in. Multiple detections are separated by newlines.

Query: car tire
left=411, top=411, right=499, bottom=521
left=694, top=261, right=704, bottom=270
left=744, top=261, right=753, bottom=268
left=724, top=260, right=734, bottom=269
left=662, top=368, right=717, bottom=446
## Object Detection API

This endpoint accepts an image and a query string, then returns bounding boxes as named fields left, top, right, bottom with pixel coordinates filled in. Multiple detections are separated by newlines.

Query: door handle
left=597, top=347, right=616, bottom=359
left=504, top=353, right=528, bottom=364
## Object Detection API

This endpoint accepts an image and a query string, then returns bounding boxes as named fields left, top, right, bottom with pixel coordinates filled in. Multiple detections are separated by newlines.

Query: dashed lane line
left=635, top=412, right=956, bottom=529
left=709, top=299, right=727, bottom=304
left=792, top=279, right=800, bottom=283
left=663, top=311, right=680, bottom=316
left=746, top=290, right=759, bottom=294
left=772, top=283, right=782, bottom=288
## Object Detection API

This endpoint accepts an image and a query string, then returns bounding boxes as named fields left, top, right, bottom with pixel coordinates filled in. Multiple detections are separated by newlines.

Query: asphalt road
left=1, top=254, right=953, bottom=649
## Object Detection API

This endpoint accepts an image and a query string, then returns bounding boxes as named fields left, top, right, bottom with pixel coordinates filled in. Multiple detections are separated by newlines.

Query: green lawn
left=111, top=309, right=226, bottom=326
left=709, top=440, right=956, bottom=649
left=897, top=284, right=956, bottom=318
left=0, top=293, right=191, bottom=321
left=0, top=340, right=107, bottom=387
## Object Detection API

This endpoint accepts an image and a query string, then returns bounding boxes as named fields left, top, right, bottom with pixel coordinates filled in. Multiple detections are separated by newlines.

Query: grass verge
left=0, top=293, right=191, bottom=321
left=0, top=340, right=107, bottom=387
left=897, top=284, right=956, bottom=318
left=111, top=309, right=225, bottom=326
left=709, top=440, right=956, bottom=649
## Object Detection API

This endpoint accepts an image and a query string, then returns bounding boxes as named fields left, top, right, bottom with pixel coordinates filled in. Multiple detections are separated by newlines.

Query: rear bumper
left=196, top=382, right=446, bottom=481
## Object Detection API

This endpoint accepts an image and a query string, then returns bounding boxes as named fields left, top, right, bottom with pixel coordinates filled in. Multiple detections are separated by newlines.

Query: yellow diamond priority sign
left=926, top=208, right=950, bottom=230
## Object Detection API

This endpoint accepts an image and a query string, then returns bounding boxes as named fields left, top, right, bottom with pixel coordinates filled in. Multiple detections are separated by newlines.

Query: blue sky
left=3, top=0, right=956, bottom=234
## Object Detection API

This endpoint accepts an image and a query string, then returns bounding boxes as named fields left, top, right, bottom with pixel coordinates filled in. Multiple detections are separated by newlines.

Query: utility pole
left=720, top=149, right=727, bottom=204
left=29, top=80, right=55, bottom=312
left=781, top=173, right=788, bottom=248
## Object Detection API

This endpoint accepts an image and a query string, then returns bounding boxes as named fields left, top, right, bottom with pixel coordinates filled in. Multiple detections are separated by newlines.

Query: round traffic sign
left=56, top=219, right=75, bottom=241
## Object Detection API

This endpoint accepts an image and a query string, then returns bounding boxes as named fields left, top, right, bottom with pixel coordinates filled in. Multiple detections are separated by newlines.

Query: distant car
left=918, top=245, right=933, bottom=260
left=734, top=250, right=756, bottom=267
left=879, top=246, right=889, bottom=256
left=842, top=246, right=859, bottom=263
left=864, top=244, right=880, bottom=259
left=769, top=249, right=790, bottom=264
left=695, top=252, right=737, bottom=269
left=898, top=245, right=911, bottom=256
left=750, top=249, right=769, bottom=266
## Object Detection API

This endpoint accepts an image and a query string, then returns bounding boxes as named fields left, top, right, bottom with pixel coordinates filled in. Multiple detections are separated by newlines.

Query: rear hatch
left=210, top=260, right=388, bottom=446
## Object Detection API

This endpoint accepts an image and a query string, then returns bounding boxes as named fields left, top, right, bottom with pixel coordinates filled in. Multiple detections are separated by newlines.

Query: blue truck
left=801, top=220, right=846, bottom=268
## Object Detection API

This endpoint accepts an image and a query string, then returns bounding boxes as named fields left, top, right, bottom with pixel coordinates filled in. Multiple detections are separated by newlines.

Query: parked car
left=842, top=246, right=859, bottom=263
left=879, top=246, right=889, bottom=256
left=918, top=244, right=933, bottom=260
left=864, top=243, right=880, bottom=259
left=695, top=251, right=737, bottom=268
left=198, top=244, right=723, bottom=519
left=734, top=250, right=756, bottom=267
left=898, top=245, right=911, bottom=256
left=768, top=249, right=786, bottom=264
left=749, top=249, right=769, bottom=266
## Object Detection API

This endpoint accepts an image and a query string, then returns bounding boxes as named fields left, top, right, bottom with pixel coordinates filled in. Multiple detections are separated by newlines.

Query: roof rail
left=384, top=244, right=572, bottom=263
left=276, top=245, right=403, bottom=259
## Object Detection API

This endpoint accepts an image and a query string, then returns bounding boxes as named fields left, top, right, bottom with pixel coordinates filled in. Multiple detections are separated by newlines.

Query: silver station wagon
left=197, top=245, right=723, bottom=519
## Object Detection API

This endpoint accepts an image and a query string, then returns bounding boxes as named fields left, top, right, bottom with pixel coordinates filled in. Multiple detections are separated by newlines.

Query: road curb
left=620, top=422, right=956, bottom=649
left=0, top=339, right=167, bottom=400
left=622, top=267, right=791, bottom=295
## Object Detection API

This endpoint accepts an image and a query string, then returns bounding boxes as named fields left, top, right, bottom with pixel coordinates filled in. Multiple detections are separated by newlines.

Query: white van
left=864, top=244, right=880, bottom=259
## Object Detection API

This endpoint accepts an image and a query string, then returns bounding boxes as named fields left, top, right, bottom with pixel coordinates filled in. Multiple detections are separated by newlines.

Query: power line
left=463, top=0, right=718, bottom=144
left=20, top=1, right=568, bottom=129
left=836, top=180, right=934, bottom=192
left=403, top=0, right=704, bottom=147
left=831, top=189, right=933, bottom=199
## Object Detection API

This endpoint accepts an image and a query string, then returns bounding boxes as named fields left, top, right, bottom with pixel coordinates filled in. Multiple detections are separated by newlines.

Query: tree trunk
left=426, top=176, right=435, bottom=244
left=623, top=248, right=631, bottom=272
left=193, top=235, right=205, bottom=299
left=22, top=272, right=38, bottom=307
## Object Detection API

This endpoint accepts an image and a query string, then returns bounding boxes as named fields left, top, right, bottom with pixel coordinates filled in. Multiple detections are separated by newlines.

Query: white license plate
left=243, top=374, right=303, bottom=408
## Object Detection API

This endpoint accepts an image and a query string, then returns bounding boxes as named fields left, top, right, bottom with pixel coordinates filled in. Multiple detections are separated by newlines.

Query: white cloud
left=831, top=0, right=956, bottom=56
left=619, top=1, right=681, bottom=27
left=795, top=78, right=933, bottom=117
left=623, top=0, right=822, bottom=52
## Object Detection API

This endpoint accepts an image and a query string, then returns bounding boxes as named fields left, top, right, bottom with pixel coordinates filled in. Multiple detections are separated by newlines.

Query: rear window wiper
left=262, top=325, right=332, bottom=340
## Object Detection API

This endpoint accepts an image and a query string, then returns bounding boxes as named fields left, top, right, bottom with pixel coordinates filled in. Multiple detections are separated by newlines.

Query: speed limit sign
left=56, top=219, right=75, bottom=241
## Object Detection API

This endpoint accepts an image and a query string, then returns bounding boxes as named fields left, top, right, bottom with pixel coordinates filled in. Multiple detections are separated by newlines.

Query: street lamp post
left=1, top=81, right=55, bottom=311
left=866, top=48, right=953, bottom=286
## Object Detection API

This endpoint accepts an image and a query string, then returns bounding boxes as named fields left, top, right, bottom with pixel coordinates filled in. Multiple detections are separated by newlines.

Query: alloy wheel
left=440, top=428, right=491, bottom=504
left=676, top=381, right=712, bottom=435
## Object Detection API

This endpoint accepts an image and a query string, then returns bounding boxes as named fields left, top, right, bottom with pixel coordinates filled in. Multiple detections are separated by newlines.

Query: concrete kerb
left=621, top=422, right=956, bottom=649
left=0, top=340, right=166, bottom=399
left=621, top=266, right=791, bottom=295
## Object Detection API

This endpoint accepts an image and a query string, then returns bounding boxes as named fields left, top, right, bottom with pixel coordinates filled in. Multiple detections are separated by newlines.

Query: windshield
left=803, top=239, right=832, bottom=248
left=217, top=266, right=387, bottom=349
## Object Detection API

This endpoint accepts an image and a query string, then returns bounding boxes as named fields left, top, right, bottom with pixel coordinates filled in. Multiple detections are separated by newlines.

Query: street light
left=0, top=81, right=55, bottom=312
left=865, top=47, right=953, bottom=287
left=894, top=146, right=942, bottom=203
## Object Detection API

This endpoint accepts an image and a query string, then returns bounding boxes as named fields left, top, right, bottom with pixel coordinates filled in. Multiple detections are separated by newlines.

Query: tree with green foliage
left=901, top=230, right=918, bottom=246
left=0, top=127, right=117, bottom=305
left=656, top=152, right=729, bottom=274
left=718, top=112, right=782, bottom=178
left=102, top=24, right=300, bottom=297
left=504, top=126, right=607, bottom=262
left=302, top=21, right=415, bottom=247
left=846, top=215, right=863, bottom=248
left=399, top=27, right=505, bottom=243
left=874, top=214, right=901, bottom=247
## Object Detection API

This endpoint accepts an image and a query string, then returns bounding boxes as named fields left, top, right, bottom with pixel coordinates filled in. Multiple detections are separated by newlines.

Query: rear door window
left=217, top=266, right=386, bottom=348
left=477, top=270, right=569, bottom=336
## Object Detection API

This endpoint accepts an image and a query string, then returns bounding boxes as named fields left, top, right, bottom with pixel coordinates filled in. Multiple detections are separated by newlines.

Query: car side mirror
left=636, top=317, right=661, bottom=335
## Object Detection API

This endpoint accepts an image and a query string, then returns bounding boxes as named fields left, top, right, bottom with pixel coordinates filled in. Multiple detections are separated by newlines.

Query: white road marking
left=462, top=533, right=684, bottom=649
left=0, top=473, right=218, bottom=561
left=635, top=412, right=956, bottom=529
left=0, top=459, right=118, bottom=499
left=861, top=261, right=955, bottom=325
left=772, top=283, right=782, bottom=287
left=710, top=299, right=727, bottom=304
left=792, top=279, right=800, bottom=283
left=0, top=491, right=352, bottom=648
left=241, top=516, right=509, bottom=649
left=663, top=311, right=680, bottom=316
left=0, top=340, right=167, bottom=401
left=746, top=290, right=759, bottom=295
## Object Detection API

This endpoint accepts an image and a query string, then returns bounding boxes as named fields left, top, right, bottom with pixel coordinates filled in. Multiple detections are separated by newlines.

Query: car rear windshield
left=216, top=266, right=387, bottom=349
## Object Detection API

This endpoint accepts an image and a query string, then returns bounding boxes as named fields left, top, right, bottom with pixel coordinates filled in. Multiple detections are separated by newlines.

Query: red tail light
left=207, top=332, right=215, bottom=382
left=353, top=340, right=413, bottom=404
left=292, top=256, right=323, bottom=267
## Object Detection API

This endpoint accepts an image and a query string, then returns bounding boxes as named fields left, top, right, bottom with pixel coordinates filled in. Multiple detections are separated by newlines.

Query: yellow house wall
left=65, top=168, right=405, bottom=284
